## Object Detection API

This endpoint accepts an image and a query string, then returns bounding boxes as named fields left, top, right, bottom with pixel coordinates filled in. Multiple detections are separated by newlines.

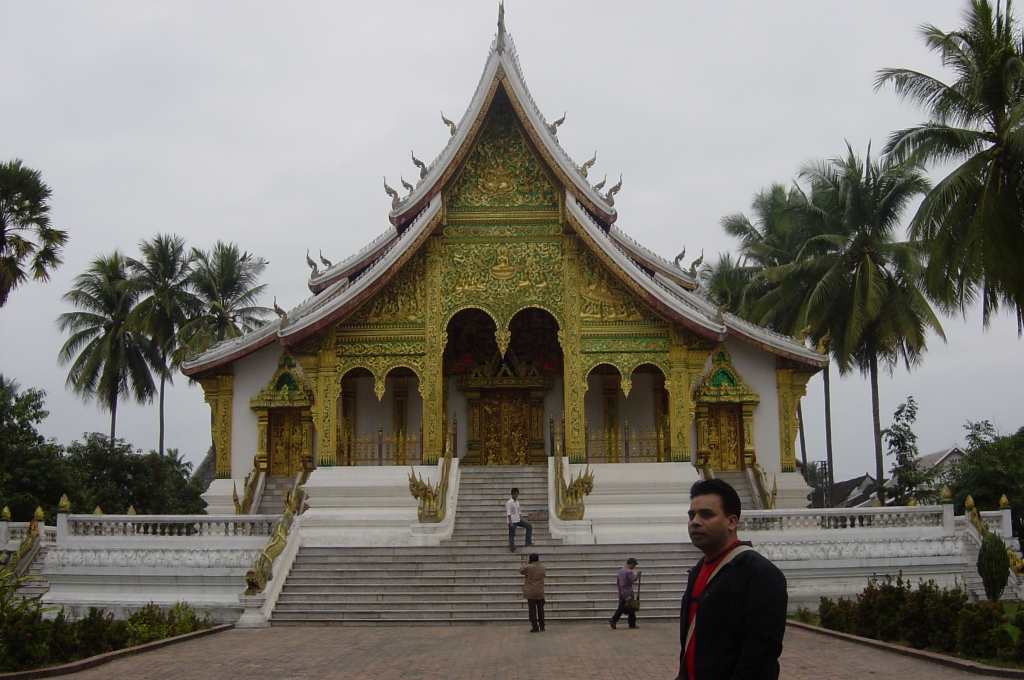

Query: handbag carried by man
left=623, top=574, right=641, bottom=613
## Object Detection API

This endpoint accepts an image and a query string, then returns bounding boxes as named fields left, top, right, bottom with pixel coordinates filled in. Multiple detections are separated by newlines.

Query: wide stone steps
left=16, top=546, right=51, bottom=600
left=271, top=465, right=697, bottom=625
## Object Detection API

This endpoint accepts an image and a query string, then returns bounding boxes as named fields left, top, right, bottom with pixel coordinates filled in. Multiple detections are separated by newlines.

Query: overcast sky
left=1, top=1, right=1020, bottom=482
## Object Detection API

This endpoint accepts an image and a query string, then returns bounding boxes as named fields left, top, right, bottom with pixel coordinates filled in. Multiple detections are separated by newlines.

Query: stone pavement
left=65, top=623, right=992, bottom=679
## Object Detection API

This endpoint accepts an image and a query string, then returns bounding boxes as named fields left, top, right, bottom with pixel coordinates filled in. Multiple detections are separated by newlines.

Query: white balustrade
left=737, top=506, right=949, bottom=533
left=63, top=514, right=275, bottom=540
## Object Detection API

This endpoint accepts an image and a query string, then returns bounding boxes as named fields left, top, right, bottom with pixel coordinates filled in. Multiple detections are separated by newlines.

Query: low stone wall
left=42, top=514, right=273, bottom=622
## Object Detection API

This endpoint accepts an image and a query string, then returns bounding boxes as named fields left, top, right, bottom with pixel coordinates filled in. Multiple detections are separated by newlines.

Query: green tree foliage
left=943, top=421, right=1024, bottom=549
left=127, top=234, right=200, bottom=455
left=0, top=377, right=75, bottom=522
left=181, top=241, right=271, bottom=356
left=786, top=147, right=944, bottom=503
left=884, top=396, right=936, bottom=503
left=0, top=160, right=66, bottom=307
left=57, top=253, right=159, bottom=448
left=877, top=0, right=1024, bottom=331
left=65, top=435, right=206, bottom=515
left=0, top=378, right=205, bottom=520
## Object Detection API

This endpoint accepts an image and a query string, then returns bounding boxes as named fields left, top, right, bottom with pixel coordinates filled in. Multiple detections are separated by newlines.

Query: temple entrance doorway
left=705, top=403, right=743, bottom=472
left=268, top=408, right=305, bottom=476
left=445, top=307, right=561, bottom=465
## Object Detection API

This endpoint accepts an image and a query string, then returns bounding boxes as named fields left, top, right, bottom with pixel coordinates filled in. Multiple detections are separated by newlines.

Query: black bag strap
left=633, top=574, right=642, bottom=602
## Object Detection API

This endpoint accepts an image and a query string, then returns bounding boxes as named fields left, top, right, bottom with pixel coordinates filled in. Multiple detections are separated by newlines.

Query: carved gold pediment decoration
left=250, top=355, right=314, bottom=410
left=696, top=347, right=759, bottom=405
left=446, top=91, right=559, bottom=212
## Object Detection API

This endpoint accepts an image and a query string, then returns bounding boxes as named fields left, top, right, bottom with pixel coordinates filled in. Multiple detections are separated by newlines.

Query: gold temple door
left=268, top=408, right=305, bottom=476
left=479, top=389, right=532, bottom=465
left=705, top=404, right=743, bottom=472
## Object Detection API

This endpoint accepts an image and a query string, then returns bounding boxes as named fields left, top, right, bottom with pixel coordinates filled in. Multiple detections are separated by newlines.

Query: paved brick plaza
left=63, top=623, right=992, bottom=679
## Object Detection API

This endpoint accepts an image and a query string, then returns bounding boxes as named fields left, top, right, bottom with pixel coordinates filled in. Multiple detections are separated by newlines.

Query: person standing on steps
left=675, top=479, right=787, bottom=680
left=609, top=558, right=641, bottom=629
left=506, top=487, right=533, bottom=553
left=519, top=552, right=546, bottom=632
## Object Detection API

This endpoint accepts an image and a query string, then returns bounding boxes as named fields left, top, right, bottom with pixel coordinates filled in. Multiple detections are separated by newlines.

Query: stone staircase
left=258, top=477, right=292, bottom=516
left=961, top=533, right=1021, bottom=602
left=713, top=471, right=757, bottom=510
left=16, top=546, right=51, bottom=600
left=271, top=465, right=700, bottom=626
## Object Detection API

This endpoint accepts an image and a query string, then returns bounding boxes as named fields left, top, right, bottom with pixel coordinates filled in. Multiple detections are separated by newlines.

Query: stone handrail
left=234, top=464, right=265, bottom=515
left=60, top=515, right=277, bottom=541
left=749, top=463, right=776, bottom=510
left=244, top=469, right=308, bottom=596
left=738, top=506, right=949, bottom=533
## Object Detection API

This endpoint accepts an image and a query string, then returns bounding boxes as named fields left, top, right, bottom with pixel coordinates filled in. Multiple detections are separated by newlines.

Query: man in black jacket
left=675, top=479, right=787, bottom=680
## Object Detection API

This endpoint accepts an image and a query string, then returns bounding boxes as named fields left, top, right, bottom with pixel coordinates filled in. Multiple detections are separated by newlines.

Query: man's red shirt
left=685, top=540, right=742, bottom=680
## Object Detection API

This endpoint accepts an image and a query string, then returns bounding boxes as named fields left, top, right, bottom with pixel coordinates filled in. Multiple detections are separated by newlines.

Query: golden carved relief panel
left=577, top=249, right=660, bottom=324
left=446, top=92, right=558, bottom=212
left=346, top=252, right=426, bottom=325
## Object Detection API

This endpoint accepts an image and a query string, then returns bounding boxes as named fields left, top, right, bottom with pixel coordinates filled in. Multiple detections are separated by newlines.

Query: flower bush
left=819, top=575, right=1018, bottom=664
left=0, top=582, right=210, bottom=674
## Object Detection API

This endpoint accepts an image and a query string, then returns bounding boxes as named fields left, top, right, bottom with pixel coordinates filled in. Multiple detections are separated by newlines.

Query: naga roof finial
left=383, top=177, right=400, bottom=209
left=496, top=1, right=506, bottom=53
left=401, top=176, right=415, bottom=194
left=593, top=175, right=607, bottom=191
left=689, top=249, right=704, bottom=278
left=674, top=247, right=686, bottom=267
left=547, top=112, right=566, bottom=136
left=580, top=152, right=596, bottom=178
left=440, top=112, right=457, bottom=137
left=605, top=175, right=623, bottom=206
left=273, top=297, right=288, bottom=324
left=319, top=250, right=332, bottom=268
left=305, top=250, right=319, bottom=277
left=411, top=150, right=428, bottom=179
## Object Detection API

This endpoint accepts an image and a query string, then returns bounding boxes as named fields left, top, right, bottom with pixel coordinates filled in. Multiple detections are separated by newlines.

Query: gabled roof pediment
left=389, top=26, right=616, bottom=227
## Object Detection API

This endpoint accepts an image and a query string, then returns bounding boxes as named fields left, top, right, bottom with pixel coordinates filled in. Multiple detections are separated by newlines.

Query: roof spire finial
left=496, top=1, right=506, bottom=54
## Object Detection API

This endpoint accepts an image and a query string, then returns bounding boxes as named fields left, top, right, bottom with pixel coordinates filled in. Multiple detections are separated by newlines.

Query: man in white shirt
left=506, top=487, right=533, bottom=553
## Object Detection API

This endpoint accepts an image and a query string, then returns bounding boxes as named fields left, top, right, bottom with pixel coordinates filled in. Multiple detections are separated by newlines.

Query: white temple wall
left=230, top=343, right=282, bottom=479
left=722, top=337, right=782, bottom=474
left=542, top=376, right=564, bottom=455
left=447, top=376, right=469, bottom=458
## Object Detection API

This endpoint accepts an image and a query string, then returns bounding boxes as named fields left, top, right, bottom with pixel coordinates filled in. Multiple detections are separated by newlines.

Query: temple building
left=181, top=13, right=826, bottom=510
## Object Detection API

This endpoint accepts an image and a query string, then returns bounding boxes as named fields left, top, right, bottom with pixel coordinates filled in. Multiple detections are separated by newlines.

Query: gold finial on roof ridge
left=580, top=152, right=596, bottom=178
left=496, top=1, right=506, bottom=53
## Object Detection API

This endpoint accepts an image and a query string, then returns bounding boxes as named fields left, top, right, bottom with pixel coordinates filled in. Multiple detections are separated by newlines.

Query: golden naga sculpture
left=245, top=471, right=308, bottom=596
left=964, top=493, right=1023, bottom=577
left=552, top=432, right=594, bottom=521
left=234, top=463, right=262, bottom=515
left=408, top=433, right=454, bottom=523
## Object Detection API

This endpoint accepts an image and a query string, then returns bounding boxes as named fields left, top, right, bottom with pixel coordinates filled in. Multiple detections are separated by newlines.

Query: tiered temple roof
left=182, top=18, right=826, bottom=377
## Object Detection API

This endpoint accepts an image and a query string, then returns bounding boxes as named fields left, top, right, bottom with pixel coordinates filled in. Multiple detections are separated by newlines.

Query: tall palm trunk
left=867, top=338, right=885, bottom=505
left=108, top=383, right=118, bottom=454
left=158, top=373, right=166, bottom=456
left=158, top=348, right=167, bottom=456
left=823, top=365, right=835, bottom=506
left=797, top=401, right=808, bottom=480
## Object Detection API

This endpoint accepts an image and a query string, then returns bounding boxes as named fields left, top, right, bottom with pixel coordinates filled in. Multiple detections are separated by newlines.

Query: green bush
left=923, top=582, right=968, bottom=654
left=792, top=606, right=817, bottom=624
left=818, top=596, right=856, bottom=634
left=957, top=601, right=1012, bottom=660
left=0, top=602, right=209, bottom=673
left=978, top=532, right=1011, bottom=602
left=855, top=574, right=909, bottom=642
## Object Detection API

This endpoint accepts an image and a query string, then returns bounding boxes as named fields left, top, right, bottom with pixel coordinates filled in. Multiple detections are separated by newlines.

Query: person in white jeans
left=506, top=487, right=533, bottom=553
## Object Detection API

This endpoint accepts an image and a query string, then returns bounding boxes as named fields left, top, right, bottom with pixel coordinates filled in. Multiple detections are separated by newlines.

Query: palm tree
left=58, top=253, right=159, bottom=447
left=0, top=159, right=67, bottom=307
left=876, top=0, right=1024, bottom=330
left=703, top=184, right=836, bottom=489
left=784, top=146, right=944, bottom=503
left=127, top=234, right=199, bottom=455
left=181, top=241, right=271, bottom=356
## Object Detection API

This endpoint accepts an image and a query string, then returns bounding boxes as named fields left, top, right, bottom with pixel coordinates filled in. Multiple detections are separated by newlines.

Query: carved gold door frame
left=268, top=408, right=309, bottom=477
left=701, top=404, right=743, bottom=472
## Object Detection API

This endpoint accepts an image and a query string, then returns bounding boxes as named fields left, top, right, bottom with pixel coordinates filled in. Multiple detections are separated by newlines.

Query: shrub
left=792, top=606, right=817, bottom=624
left=897, top=580, right=940, bottom=649
left=957, top=601, right=1011, bottom=660
left=855, top=574, right=909, bottom=642
left=978, top=532, right=1011, bottom=602
left=818, top=596, right=856, bottom=634
left=47, top=610, right=82, bottom=665
left=0, top=610, right=51, bottom=672
left=923, top=581, right=968, bottom=654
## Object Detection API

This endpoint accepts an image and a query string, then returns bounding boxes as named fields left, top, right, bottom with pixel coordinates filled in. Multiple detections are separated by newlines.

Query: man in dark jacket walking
left=676, top=479, right=787, bottom=680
